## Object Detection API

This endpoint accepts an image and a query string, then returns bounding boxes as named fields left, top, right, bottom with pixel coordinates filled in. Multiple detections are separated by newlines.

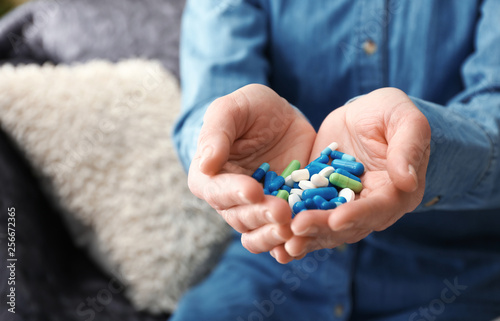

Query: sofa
left=0, top=1, right=231, bottom=320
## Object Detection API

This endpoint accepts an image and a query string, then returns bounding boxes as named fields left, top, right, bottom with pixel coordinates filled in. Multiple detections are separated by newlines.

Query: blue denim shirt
left=173, top=0, right=500, bottom=320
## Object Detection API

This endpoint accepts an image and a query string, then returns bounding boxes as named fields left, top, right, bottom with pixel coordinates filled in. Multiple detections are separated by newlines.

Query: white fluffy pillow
left=0, top=60, right=230, bottom=313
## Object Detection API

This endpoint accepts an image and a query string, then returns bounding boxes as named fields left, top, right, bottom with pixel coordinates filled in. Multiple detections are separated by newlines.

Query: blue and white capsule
left=330, top=150, right=356, bottom=162
left=251, top=162, right=270, bottom=182
left=268, top=176, right=285, bottom=192
left=264, top=171, right=277, bottom=191
left=320, top=142, right=339, bottom=156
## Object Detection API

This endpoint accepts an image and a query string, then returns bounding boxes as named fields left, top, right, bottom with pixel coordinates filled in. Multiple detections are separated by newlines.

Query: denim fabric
left=172, top=0, right=500, bottom=320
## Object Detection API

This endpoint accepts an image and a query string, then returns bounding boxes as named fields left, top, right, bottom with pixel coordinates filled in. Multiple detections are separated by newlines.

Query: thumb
left=386, top=105, right=431, bottom=193
left=196, top=88, right=252, bottom=175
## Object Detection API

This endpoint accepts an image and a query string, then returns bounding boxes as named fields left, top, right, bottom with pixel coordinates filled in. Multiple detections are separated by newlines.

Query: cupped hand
left=188, top=84, right=316, bottom=262
left=284, top=87, right=431, bottom=258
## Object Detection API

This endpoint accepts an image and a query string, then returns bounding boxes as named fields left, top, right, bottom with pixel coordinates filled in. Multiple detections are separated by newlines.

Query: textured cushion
left=0, top=59, right=230, bottom=313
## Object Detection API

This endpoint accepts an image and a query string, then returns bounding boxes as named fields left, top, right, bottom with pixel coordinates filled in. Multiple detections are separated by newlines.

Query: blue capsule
left=330, top=150, right=356, bottom=162
left=334, top=168, right=361, bottom=182
left=292, top=201, right=307, bottom=214
left=268, top=176, right=285, bottom=192
left=263, top=188, right=270, bottom=195
left=302, top=187, right=338, bottom=201
left=304, top=198, right=317, bottom=209
left=271, top=190, right=279, bottom=196
left=281, top=185, right=292, bottom=193
left=331, top=196, right=347, bottom=204
left=331, top=159, right=364, bottom=176
left=251, top=163, right=270, bottom=182
left=313, top=195, right=328, bottom=209
left=264, top=171, right=277, bottom=190
left=321, top=199, right=338, bottom=210
left=314, top=154, right=330, bottom=164
left=305, top=161, right=330, bottom=175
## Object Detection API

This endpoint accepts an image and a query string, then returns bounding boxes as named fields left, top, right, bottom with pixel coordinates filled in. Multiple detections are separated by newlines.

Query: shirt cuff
left=409, top=96, right=496, bottom=211
left=172, top=103, right=210, bottom=172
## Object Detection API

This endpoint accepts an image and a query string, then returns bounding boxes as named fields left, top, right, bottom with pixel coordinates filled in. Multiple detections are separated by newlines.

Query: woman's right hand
left=188, top=84, right=316, bottom=262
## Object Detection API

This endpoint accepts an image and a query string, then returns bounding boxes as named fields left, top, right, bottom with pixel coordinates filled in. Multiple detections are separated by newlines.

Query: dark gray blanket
left=0, top=0, right=184, bottom=79
left=0, top=0, right=185, bottom=319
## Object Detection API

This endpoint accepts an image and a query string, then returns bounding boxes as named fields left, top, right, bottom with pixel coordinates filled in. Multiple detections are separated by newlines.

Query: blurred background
left=0, top=0, right=231, bottom=320
left=0, top=0, right=28, bottom=17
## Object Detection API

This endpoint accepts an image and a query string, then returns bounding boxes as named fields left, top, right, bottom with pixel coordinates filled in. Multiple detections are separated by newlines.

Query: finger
left=219, top=196, right=292, bottom=233
left=241, top=224, right=293, bottom=254
left=284, top=236, right=315, bottom=257
left=386, top=103, right=431, bottom=193
left=188, top=165, right=263, bottom=210
left=270, top=244, right=295, bottom=264
left=290, top=209, right=331, bottom=236
left=327, top=185, right=408, bottom=232
left=285, top=231, right=348, bottom=257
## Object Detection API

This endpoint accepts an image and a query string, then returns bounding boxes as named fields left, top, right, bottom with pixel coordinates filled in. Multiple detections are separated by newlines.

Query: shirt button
left=334, top=304, right=344, bottom=317
left=424, top=196, right=441, bottom=207
left=336, top=244, right=347, bottom=252
left=363, top=39, right=377, bottom=55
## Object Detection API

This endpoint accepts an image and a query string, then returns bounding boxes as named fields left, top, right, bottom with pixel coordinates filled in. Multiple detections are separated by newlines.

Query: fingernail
left=265, top=210, right=277, bottom=223
left=408, top=164, right=418, bottom=191
left=336, top=222, right=354, bottom=231
left=269, top=249, right=276, bottom=258
left=272, top=229, right=286, bottom=242
left=237, top=191, right=251, bottom=204
left=285, top=241, right=307, bottom=257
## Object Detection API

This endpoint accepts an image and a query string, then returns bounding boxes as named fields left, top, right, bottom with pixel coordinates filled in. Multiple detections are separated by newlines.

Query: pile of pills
left=251, top=142, right=365, bottom=216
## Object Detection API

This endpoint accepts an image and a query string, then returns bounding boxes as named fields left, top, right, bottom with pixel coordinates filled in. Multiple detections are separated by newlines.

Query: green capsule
left=280, top=160, right=301, bottom=178
left=329, top=173, right=363, bottom=193
left=276, top=189, right=290, bottom=201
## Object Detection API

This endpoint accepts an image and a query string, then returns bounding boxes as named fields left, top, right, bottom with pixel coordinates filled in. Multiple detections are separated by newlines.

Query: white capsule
left=318, top=166, right=335, bottom=178
left=291, top=169, right=310, bottom=182
left=311, top=174, right=329, bottom=187
left=339, top=188, right=355, bottom=203
left=290, top=189, right=303, bottom=198
left=298, top=180, right=316, bottom=190
left=285, top=175, right=295, bottom=187
left=327, top=142, right=339, bottom=151
left=288, top=193, right=301, bottom=211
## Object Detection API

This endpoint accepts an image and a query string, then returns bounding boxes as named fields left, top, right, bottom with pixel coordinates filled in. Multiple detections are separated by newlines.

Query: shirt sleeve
left=172, top=0, right=269, bottom=171
left=411, top=0, right=500, bottom=212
